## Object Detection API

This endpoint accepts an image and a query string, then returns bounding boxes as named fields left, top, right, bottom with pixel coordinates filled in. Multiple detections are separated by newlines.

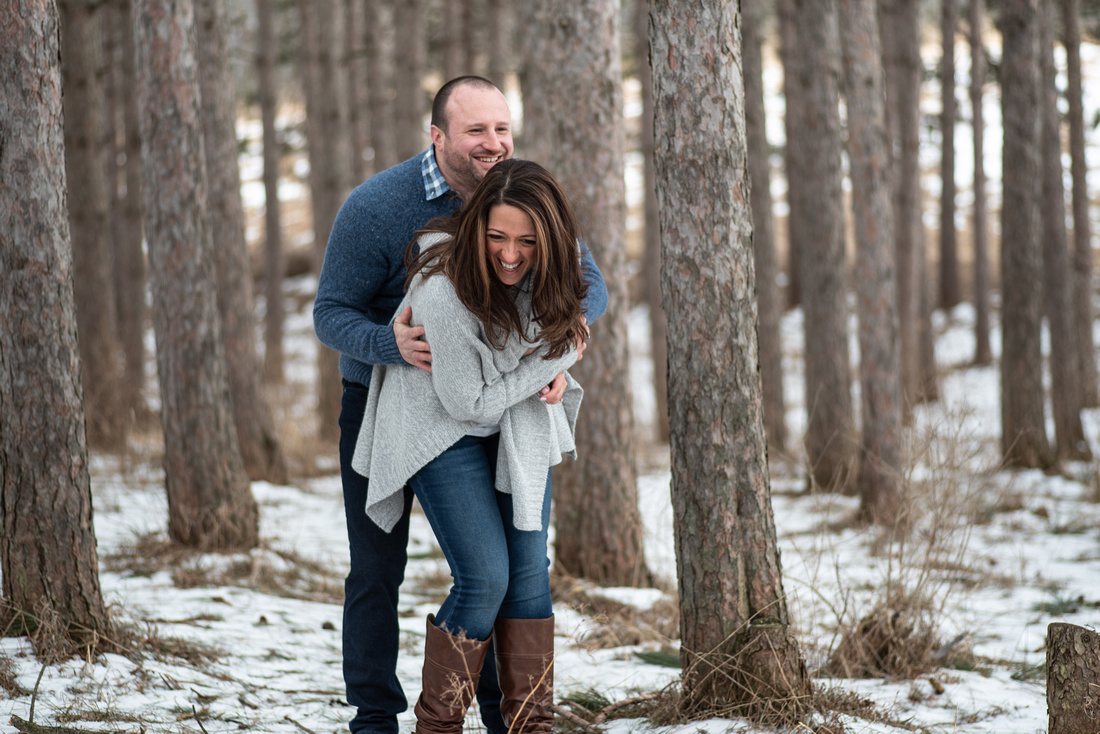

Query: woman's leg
left=495, top=469, right=553, bottom=620
left=409, top=434, right=509, bottom=642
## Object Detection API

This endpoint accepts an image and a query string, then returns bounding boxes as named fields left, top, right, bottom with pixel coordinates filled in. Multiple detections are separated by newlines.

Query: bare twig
left=552, top=704, right=600, bottom=732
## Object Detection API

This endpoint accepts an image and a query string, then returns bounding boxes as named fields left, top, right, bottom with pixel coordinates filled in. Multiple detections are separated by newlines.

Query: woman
left=351, top=159, right=589, bottom=734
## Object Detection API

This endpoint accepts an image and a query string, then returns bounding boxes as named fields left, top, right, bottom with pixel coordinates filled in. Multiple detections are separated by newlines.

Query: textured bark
left=838, top=0, right=903, bottom=525
left=486, top=0, right=508, bottom=87
left=1039, top=0, right=1090, bottom=462
left=999, top=0, right=1055, bottom=469
left=300, top=0, right=351, bottom=441
left=393, top=0, right=425, bottom=161
left=792, top=0, right=856, bottom=492
left=59, top=0, right=128, bottom=449
left=345, top=0, right=368, bottom=182
left=1047, top=623, right=1100, bottom=732
left=777, top=0, right=802, bottom=309
left=521, top=0, right=649, bottom=587
left=649, top=1, right=811, bottom=715
left=0, top=0, right=112, bottom=639
left=133, top=0, right=259, bottom=549
left=939, top=0, right=960, bottom=310
left=109, top=0, right=149, bottom=418
left=364, top=0, right=396, bottom=172
left=443, top=0, right=465, bottom=79
left=634, top=0, right=670, bottom=444
left=1063, top=0, right=1099, bottom=406
left=258, top=0, right=286, bottom=384
left=970, top=0, right=992, bottom=366
left=196, top=0, right=289, bottom=483
left=742, top=0, right=786, bottom=453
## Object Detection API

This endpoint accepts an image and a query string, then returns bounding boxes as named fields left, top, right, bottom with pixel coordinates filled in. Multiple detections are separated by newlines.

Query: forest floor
left=3, top=274, right=1100, bottom=734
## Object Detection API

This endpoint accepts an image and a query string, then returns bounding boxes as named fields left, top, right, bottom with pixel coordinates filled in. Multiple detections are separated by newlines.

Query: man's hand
left=394, top=306, right=432, bottom=373
left=538, top=372, right=568, bottom=405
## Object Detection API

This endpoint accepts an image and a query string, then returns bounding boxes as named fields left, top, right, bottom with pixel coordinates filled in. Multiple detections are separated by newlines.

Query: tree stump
left=1047, top=622, right=1100, bottom=732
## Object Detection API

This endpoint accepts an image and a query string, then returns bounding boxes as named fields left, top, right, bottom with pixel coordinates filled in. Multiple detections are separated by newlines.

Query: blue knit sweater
left=313, top=150, right=609, bottom=387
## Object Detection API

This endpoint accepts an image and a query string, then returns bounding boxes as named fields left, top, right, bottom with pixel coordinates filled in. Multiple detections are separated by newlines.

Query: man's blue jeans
left=339, top=380, right=507, bottom=734
left=408, top=433, right=553, bottom=642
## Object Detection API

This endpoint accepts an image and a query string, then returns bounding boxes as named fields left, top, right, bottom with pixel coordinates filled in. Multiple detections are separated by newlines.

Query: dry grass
left=550, top=569, right=678, bottom=651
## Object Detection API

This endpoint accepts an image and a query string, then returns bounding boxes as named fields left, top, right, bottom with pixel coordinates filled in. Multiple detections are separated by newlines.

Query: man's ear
left=429, top=125, right=445, bottom=149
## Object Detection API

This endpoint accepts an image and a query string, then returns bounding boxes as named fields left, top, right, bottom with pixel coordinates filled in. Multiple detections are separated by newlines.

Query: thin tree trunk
left=778, top=0, right=802, bottom=310
left=743, top=0, right=786, bottom=452
left=999, top=0, right=1055, bottom=469
left=650, top=0, right=811, bottom=716
left=634, top=0, right=670, bottom=444
left=1038, top=0, right=1090, bottom=461
left=393, top=0, right=425, bottom=161
left=970, top=0, right=992, bottom=365
left=196, top=0, right=289, bottom=483
left=1047, top=622, right=1100, bottom=733
left=59, top=0, right=128, bottom=450
left=443, top=0, right=464, bottom=79
left=792, top=0, right=856, bottom=492
left=838, top=0, right=904, bottom=526
left=364, top=0, right=396, bottom=172
left=487, top=0, right=507, bottom=87
left=133, top=0, right=260, bottom=549
left=522, top=0, right=650, bottom=587
left=1063, top=0, right=1099, bottom=406
left=939, top=0, right=960, bottom=310
left=345, top=0, right=368, bottom=182
left=1, top=0, right=112, bottom=641
left=258, top=0, right=286, bottom=384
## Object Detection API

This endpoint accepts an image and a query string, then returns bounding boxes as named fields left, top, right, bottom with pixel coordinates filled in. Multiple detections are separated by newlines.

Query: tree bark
left=743, top=0, right=786, bottom=453
left=521, top=0, right=650, bottom=587
left=939, top=0, right=960, bottom=310
left=393, top=0, right=425, bottom=161
left=1038, top=0, right=1090, bottom=462
left=777, top=0, right=802, bottom=310
left=196, top=0, right=289, bottom=483
left=999, top=0, right=1055, bottom=469
left=257, top=0, right=286, bottom=384
left=486, top=0, right=508, bottom=87
left=838, top=0, right=904, bottom=525
left=0, top=0, right=112, bottom=641
left=1062, top=0, right=1099, bottom=406
left=133, top=0, right=260, bottom=549
left=59, top=0, right=128, bottom=450
left=345, top=0, right=368, bottom=182
left=634, top=0, right=670, bottom=445
left=1047, top=622, right=1100, bottom=733
left=970, top=0, right=992, bottom=366
left=792, top=0, right=856, bottom=492
left=443, top=0, right=465, bottom=79
left=650, top=0, right=811, bottom=717
left=365, top=0, right=396, bottom=172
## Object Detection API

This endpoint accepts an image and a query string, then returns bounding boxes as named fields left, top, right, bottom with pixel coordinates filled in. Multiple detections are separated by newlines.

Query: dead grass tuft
left=550, top=569, right=678, bottom=650
left=825, top=593, right=938, bottom=678
left=0, top=649, right=30, bottom=698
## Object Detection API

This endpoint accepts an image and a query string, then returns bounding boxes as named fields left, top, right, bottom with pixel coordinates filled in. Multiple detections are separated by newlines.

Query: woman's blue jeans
left=409, top=433, right=553, bottom=642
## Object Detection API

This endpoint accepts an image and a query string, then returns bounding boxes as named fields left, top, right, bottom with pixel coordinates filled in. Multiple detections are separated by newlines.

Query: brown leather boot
left=414, top=615, right=492, bottom=734
left=493, top=616, right=555, bottom=733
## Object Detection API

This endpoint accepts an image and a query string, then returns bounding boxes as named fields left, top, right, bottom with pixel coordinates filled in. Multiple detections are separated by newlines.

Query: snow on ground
left=3, top=285, right=1099, bottom=734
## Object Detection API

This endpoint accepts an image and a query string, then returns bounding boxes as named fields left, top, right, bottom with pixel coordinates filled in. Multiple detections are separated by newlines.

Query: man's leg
left=339, top=380, right=412, bottom=734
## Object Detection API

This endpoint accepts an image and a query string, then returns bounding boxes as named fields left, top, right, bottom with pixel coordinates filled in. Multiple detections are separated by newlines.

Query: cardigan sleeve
left=411, top=275, right=578, bottom=425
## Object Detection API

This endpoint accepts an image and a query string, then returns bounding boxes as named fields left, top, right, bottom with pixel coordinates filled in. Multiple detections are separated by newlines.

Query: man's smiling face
left=430, top=85, right=514, bottom=200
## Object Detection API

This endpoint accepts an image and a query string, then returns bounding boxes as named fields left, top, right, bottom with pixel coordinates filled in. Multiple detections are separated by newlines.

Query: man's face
left=431, top=86, right=514, bottom=199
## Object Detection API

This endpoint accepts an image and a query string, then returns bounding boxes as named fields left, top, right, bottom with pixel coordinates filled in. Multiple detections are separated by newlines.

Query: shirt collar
left=421, top=147, right=452, bottom=201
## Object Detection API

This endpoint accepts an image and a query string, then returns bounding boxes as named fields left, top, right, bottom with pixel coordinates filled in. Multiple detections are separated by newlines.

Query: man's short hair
left=431, top=76, right=500, bottom=134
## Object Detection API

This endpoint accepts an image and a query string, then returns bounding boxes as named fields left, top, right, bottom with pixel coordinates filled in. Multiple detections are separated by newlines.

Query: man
left=313, top=76, right=608, bottom=734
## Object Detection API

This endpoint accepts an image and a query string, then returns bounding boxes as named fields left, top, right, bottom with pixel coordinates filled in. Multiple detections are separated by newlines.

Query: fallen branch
left=594, top=691, right=662, bottom=722
left=552, top=704, right=600, bottom=732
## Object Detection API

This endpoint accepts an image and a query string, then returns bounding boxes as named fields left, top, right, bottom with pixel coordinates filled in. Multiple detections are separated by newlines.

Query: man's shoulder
left=350, top=155, right=424, bottom=202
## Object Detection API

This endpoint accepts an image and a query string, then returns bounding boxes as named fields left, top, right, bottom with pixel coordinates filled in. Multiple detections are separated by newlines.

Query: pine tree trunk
left=999, top=0, right=1055, bottom=469
left=778, top=0, right=802, bottom=310
left=1062, top=0, right=1099, bottom=406
left=970, top=0, right=993, bottom=366
left=634, top=0, right=670, bottom=445
left=650, top=1, right=811, bottom=715
left=393, top=0, right=425, bottom=161
left=1038, top=0, right=1090, bottom=461
left=59, top=0, right=128, bottom=450
left=196, top=0, right=289, bottom=484
left=0, top=0, right=112, bottom=640
left=792, top=0, right=856, bottom=492
left=258, top=0, right=286, bottom=385
left=345, top=0, right=368, bottom=183
left=522, top=0, right=649, bottom=587
left=939, top=0, right=960, bottom=310
left=1047, top=622, right=1100, bottom=732
left=486, top=0, right=507, bottom=87
left=443, top=0, right=464, bottom=79
left=839, top=0, right=904, bottom=526
left=133, top=0, right=260, bottom=549
left=364, top=0, right=396, bottom=172
left=742, top=0, right=786, bottom=453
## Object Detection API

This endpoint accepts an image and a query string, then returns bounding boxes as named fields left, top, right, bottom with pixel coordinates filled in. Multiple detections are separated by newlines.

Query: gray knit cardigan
left=351, top=234, right=582, bottom=533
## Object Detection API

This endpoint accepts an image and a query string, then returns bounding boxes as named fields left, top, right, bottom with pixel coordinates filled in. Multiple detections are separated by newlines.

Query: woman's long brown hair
left=405, top=159, right=588, bottom=359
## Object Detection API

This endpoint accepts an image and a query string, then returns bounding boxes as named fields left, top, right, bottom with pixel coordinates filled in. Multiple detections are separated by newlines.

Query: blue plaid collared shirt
left=421, top=147, right=452, bottom=201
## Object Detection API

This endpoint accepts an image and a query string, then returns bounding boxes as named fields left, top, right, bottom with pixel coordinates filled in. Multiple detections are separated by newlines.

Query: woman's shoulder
left=409, top=265, right=462, bottom=309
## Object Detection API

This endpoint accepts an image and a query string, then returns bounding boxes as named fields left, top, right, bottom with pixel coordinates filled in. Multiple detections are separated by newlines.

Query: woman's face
left=485, top=204, right=537, bottom=286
